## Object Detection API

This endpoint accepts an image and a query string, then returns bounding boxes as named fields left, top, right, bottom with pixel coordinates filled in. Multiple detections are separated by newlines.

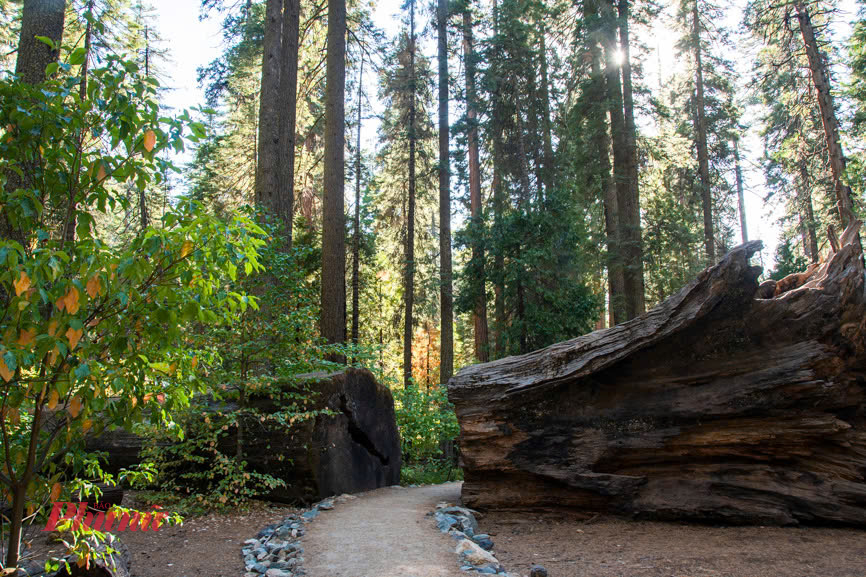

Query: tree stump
left=448, top=223, right=866, bottom=526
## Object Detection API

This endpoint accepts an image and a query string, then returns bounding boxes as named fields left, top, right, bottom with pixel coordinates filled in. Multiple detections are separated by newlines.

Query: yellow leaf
left=143, top=129, right=156, bottom=152
left=0, top=357, right=11, bottom=382
left=96, top=164, right=107, bottom=183
left=48, top=346, right=59, bottom=366
left=50, top=482, right=62, bottom=501
left=169, top=362, right=177, bottom=375
left=191, top=356, right=198, bottom=370
left=47, top=319, right=58, bottom=336
left=130, top=396, right=137, bottom=408
left=68, top=396, right=82, bottom=418
left=47, top=390, right=59, bottom=410
left=55, top=296, right=66, bottom=312
left=66, top=327, right=83, bottom=350
left=63, top=286, right=81, bottom=315
left=81, top=419, right=92, bottom=433
left=13, top=271, right=30, bottom=296
left=180, top=240, right=193, bottom=259
left=17, top=328, right=36, bottom=348
left=85, top=275, right=103, bottom=299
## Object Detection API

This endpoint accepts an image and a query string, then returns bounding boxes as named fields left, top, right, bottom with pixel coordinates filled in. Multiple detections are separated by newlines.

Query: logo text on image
left=43, top=502, right=168, bottom=533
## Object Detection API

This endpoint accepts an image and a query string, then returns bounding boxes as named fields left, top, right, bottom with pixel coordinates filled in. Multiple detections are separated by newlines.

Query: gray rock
left=243, top=573, right=258, bottom=577
left=472, top=534, right=494, bottom=551
left=265, top=569, right=293, bottom=577
left=436, top=513, right=459, bottom=532
left=530, top=564, right=549, bottom=577
left=317, top=499, right=334, bottom=510
left=301, top=509, right=319, bottom=521
left=251, top=562, right=270, bottom=573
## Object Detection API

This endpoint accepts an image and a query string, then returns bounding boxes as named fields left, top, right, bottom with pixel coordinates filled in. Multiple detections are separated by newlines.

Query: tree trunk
left=692, top=0, right=714, bottom=264
left=537, top=16, right=555, bottom=196
left=322, top=0, right=347, bottom=355
left=795, top=1, right=857, bottom=227
left=733, top=138, right=748, bottom=244
left=438, top=0, right=454, bottom=383
left=449, top=221, right=866, bottom=527
left=351, top=58, right=363, bottom=348
left=255, top=0, right=283, bottom=213
left=3, top=0, right=66, bottom=244
left=15, top=0, right=66, bottom=85
left=404, top=1, right=417, bottom=388
left=799, top=161, right=820, bottom=263
left=590, top=33, right=625, bottom=326
left=277, top=0, right=300, bottom=245
left=602, top=1, right=633, bottom=322
left=617, top=0, right=645, bottom=318
left=463, top=6, right=489, bottom=363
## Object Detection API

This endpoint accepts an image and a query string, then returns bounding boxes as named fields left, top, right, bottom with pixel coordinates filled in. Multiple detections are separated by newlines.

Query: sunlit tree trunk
left=438, top=0, right=453, bottom=382
left=351, top=58, right=364, bottom=349
left=462, top=5, right=489, bottom=362
left=277, top=0, right=300, bottom=245
left=322, top=0, right=347, bottom=356
left=692, top=0, right=715, bottom=264
left=795, top=1, right=857, bottom=227
left=733, top=138, right=748, bottom=244
left=618, top=0, right=645, bottom=316
left=404, top=0, right=417, bottom=387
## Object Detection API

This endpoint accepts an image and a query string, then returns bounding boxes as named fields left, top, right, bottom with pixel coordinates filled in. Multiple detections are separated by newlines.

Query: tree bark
left=449, top=221, right=866, bottom=527
left=351, top=58, right=363, bottom=348
left=15, top=0, right=66, bottom=85
left=3, top=0, right=66, bottom=244
left=463, top=5, right=489, bottom=363
left=255, top=0, right=283, bottom=213
left=733, top=138, right=748, bottom=244
left=795, top=1, right=857, bottom=227
left=602, top=1, right=632, bottom=322
left=799, top=160, right=820, bottom=263
left=322, top=0, right=347, bottom=354
left=617, top=0, right=645, bottom=317
left=692, top=0, right=715, bottom=264
left=438, top=0, right=453, bottom=383
left=589, top=31, right=625, bottom=326
left=277, top=0, right=300, bottom=245
left=403, top=1, right=417, bottom=387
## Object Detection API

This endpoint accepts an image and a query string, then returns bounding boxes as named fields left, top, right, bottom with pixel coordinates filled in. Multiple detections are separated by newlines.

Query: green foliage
left=400, top=462, right=462, bottom=485
left=393, top=383, right=459, bottom=464
left=0, top=54, right=263, bottom=566
left=769, top=236, right=810, bottom=281
left=137, top=217, right=356, bottom=510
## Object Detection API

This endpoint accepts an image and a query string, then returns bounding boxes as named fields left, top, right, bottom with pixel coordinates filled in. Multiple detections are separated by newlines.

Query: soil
left=480, top=510, right=866, bottom=577
left=302, top=482, right=466, bottom=577
left=119, top=500, right=296, bottom=577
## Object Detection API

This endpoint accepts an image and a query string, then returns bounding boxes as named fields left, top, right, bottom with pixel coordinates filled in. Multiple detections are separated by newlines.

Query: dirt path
left=302, top=483, right=465, bottom=577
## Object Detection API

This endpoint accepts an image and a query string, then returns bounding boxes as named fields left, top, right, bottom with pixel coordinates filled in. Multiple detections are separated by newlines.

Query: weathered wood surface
left=89, top=368, right=401, bottom=503
left=449, top=223, right=866, bottom=526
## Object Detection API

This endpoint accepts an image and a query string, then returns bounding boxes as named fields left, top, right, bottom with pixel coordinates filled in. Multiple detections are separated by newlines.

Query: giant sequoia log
left=449, top=224, right=866, bottom=526
left=90, top=369, right=400, bottom=502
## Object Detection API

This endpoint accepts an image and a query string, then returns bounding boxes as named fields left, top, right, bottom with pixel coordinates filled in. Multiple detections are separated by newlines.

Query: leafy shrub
left=0, top=54, right=262, bottom=567
left=393, top=382, right=460, bottom=480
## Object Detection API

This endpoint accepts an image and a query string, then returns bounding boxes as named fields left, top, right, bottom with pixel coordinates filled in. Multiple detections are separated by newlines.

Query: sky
left=148, top=0, right=860, bottom=270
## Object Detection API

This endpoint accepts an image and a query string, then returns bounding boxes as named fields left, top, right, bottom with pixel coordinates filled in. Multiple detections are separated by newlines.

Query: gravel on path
left=302, top=482, right=467, bottom=577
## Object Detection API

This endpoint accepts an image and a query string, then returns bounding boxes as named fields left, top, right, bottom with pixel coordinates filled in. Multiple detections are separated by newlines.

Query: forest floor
left=18, top=483, right=866, bottom=576
left=115, top=499, right=297, bottom=577
left=480, top=509, right=866, bottom=577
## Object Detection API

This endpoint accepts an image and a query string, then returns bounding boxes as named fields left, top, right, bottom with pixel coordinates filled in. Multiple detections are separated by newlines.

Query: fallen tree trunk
left=449, top=223, right=866, bottom=526
left=89, top=368, right=401, bottom=502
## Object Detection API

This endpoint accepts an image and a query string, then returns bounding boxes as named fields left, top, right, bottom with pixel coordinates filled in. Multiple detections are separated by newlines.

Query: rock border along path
left=241, top=494, right=352, bottom=577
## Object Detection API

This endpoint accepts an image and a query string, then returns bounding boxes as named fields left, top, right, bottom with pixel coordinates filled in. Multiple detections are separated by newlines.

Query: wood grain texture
left=448, top=224, right=866, bottom=526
